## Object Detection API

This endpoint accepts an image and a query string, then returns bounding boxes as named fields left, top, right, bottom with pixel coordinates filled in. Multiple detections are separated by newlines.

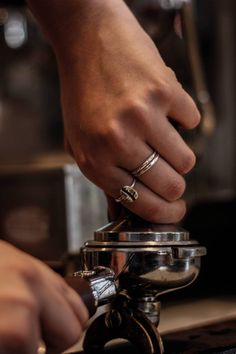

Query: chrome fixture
left=71, top=215, right=206, bottom=354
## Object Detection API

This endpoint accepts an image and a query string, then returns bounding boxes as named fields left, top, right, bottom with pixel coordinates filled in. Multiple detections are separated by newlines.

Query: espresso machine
left=1, top=0, right=236, bottom=353
left=66, top=215, right=206, bottom=354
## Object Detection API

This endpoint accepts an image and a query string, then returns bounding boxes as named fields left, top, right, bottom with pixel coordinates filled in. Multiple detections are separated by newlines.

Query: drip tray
left=163, top=319, right=236, bottom=353
left=71, top=320, right=236, bottom=354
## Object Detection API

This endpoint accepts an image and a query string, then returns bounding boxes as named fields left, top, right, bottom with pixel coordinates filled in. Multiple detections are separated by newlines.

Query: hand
left=28, top=0, right=200, bottom=223
left=0, top=241, right=88, bottom=354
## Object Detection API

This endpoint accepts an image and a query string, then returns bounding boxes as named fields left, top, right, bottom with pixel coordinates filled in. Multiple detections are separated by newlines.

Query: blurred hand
left=0, top=241, right=88, bottom=354
left=28, top=0, right=200, bottom=223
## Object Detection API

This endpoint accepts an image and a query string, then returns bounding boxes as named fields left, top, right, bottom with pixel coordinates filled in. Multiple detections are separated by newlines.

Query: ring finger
left=108, top=167, right=186, bottom=223
left=133, top=154, right=186, bottom=202
left=117, top=145, right=186, bottom=203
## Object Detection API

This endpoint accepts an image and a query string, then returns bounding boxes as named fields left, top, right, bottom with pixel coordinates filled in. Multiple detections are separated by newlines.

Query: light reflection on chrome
left=4, top=10, right=27, bottom=49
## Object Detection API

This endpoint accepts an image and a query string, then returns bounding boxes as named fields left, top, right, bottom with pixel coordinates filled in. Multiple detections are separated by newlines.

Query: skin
left=0, top=1, right=200, bottom=352
left=27, top=0, right=200, bottom=223
left=0, top=241, right=88, bottom=354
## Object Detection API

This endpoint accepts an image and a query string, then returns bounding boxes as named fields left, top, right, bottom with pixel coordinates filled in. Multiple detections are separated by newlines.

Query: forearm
left=26, top=0, right=134, bottom=60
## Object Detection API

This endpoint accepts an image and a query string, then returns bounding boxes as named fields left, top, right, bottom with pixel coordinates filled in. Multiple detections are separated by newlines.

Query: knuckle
left=77, top=156, right=93, bottom=174
left=106, top=122, right=126, bottom=149
left=152, top=67, right=179, bottom=105
left=75, top=150, right=103, bottom=178
left=121, top=98, right=149, bottom=127
left=153, top=81, right=172, bottom=105
left=76, top=156, right=107, bottom=188
left=123, top=98, right=146, bottom=115
left=178, top=151, right=196, bottom=174
left=165, top=178, right=186, bottom=201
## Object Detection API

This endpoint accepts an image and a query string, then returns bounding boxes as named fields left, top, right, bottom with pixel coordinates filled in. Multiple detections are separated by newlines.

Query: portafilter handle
left=65, top=266, right=117, bottom=318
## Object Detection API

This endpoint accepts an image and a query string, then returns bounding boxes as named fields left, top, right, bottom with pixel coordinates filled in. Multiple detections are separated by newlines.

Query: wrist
left=26, top=0, right=128, bottom=59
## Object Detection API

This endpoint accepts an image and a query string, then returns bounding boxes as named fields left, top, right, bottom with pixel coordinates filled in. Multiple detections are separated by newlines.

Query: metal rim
left=94, top=221, right=190, bottom=243
left=83, top=243, right=207, bottom=258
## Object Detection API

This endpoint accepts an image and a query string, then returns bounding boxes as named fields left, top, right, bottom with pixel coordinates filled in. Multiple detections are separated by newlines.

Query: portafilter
left=66, top=215, right=206, bottom=354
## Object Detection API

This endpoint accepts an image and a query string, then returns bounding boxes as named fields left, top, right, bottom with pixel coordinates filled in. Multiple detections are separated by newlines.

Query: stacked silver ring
left=115, top=151, right=159, bottom=203
left=132, top=151, right=159, bottom=177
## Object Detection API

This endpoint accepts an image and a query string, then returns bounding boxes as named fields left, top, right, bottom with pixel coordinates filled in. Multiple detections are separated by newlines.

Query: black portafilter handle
left=65, top=276, right=97, bottom=318
left=65, top=266, right=117, bottom=318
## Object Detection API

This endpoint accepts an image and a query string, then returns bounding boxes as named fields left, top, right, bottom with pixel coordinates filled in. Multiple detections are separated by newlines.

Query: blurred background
left=0, top=0, right=236, bottom=297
